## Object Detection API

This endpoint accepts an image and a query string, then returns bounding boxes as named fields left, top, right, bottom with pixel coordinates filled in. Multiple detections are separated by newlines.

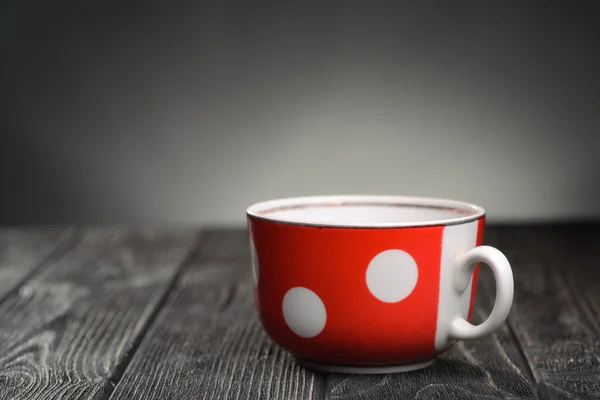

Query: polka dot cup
left=247, top=195, right=514, bottom=374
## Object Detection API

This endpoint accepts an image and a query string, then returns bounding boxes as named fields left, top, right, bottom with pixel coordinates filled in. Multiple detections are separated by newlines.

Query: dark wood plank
left=325, top=264, right=537, bottom=400
left=109, top=225, right=600, bottom=399
left=491, top=224, right=600, bottom=400
left=0, top=227, right=74, bottom=299
left=110, top=229, right=327, bottom=400
left=0, top=227, right=198, bottom=400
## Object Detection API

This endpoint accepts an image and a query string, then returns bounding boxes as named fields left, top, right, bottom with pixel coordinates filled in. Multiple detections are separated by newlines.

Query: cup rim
left=246, top=195, right=485, bottom=229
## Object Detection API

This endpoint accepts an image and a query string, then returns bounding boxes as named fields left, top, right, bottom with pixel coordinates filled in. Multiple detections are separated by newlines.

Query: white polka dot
left=366, top=249, right=418, bottom=303
left=249, top=237, right=259, bottom=285
left=282, top=287, right=327, bottom=338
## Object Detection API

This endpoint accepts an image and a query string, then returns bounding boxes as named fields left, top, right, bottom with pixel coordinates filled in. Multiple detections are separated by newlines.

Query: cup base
left=294, top=357, right=436, bottom=374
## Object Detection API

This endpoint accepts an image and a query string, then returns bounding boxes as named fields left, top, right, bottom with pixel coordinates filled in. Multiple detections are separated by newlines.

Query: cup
left=246, top=195, right=514, bottom=374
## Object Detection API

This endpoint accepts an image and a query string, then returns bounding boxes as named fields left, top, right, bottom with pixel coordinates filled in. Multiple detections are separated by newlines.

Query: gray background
left=1, top=2, right=599, bottom=225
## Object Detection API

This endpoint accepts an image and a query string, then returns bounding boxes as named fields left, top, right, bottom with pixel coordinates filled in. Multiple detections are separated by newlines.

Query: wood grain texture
left=490, top=224, right=600, bottom=400
left=0, top=227, right=198, bottom=400
left=0, top=227, right=74, bottom=299
left=110, top=229, right=327, bottom=400
left=4, top=224, right=599, bottom=399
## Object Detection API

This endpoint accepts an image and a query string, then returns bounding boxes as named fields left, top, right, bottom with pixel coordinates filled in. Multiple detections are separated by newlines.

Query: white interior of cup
left=246, top=195, right=485, bottom=228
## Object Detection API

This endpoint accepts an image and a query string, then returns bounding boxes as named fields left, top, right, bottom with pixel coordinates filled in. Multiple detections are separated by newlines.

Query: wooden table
left=0, top=224, right=598, bottom=399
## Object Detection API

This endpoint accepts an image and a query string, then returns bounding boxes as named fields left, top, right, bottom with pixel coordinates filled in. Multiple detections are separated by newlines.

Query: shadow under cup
left=246, top=195, right=513, bottom=374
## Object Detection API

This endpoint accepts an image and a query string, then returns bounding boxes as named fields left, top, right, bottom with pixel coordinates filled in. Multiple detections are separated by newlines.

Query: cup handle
left=448, top=245, right=514, bottom=341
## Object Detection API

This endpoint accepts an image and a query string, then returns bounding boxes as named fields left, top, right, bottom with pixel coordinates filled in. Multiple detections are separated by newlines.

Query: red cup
left=247, top=195, right=513, bottom=374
